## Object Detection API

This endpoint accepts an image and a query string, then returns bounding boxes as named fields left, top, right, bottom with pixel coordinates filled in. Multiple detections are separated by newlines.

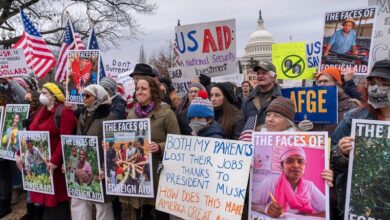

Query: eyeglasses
left=189, top=90, right=199, bottom=94
left=82, top=93, right=92, bottom=99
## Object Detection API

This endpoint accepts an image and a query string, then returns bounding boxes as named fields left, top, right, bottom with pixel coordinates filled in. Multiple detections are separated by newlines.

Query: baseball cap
left=253, top=61, right=276, bottom=73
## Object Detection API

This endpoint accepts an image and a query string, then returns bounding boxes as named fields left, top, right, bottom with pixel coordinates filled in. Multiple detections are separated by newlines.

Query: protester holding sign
left=210, top=83, right=244, bottom=139
left=257, top=97, right=297, bottom=132
left=28, top=83, right=77, bottom=220
left=99, top=77, right=127, bottom=119
left=330, top=60, right=390, bottom=219
left=121, top=76, right=180, bottom=220
left=241, top=61, right=282, bottom=127
left=71, top=84, right=116, bottom=220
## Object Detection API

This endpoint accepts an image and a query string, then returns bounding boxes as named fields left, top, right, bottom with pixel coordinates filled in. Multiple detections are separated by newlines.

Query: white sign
left=0, top=48, right=29, bottom=78
left=175, top=19, right=237, bottom=78
left=101, top=52, right=134, bottom=79
left=116, top=71, right=135, bottom=101
left=156, top=134, right=253, bottom=220
left=168, top=66, right=192, bottom=97
left=211, top=73, right=244, bottom=85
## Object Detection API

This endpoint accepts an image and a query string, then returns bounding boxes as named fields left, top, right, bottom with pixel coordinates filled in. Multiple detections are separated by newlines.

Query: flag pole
left=65, top=11, right=79, bottom=50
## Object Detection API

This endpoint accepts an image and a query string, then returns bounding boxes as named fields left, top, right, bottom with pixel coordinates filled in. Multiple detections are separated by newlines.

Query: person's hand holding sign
left=338, top=136, right=354, bottom=156
left=266, top=193, right=284, bottom=218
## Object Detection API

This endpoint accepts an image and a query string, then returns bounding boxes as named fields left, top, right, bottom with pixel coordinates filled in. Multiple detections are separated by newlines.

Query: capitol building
left=239, top=10, right=273, bottom=85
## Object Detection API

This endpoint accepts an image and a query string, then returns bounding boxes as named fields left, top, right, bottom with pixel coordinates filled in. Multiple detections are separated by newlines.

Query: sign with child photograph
left=345, top=119, right=390, bottom=220
left=156, top=134, right=253, bottom=220
left=19, top=131, right=54, bottom=195
left=250, top=132, right=329, bottom=220
left=103, top=119, right=153, bottom=198
left=0, top=104, right=30, bottom=160
left=61, top=135, right=104, bottom=203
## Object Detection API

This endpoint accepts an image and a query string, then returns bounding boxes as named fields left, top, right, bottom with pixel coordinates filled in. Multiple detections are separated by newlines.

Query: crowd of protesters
left=0, top=58, right=388, bottom=220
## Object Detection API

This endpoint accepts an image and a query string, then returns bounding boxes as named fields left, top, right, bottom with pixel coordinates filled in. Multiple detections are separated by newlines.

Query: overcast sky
left=105, top=0, right=368, bottom=63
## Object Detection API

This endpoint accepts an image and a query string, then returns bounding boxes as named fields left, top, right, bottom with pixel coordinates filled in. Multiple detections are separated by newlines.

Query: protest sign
left=116, top=71, right=135, bottom=101
left=243, top=68, right=257, bottom=88
left=369, top=0, right=390, bottom=69
left=175, top=19, right=237, bottom=78
left=272, top=42, right=315, bottom=80
left=281, top=86, right=338, bottom=124
left=101, top=53, right=133, bottom=79
left=61, top=135, right=104, bottom=203
left=19, top=131, right=54, bottom=195
left=0, top=48, right=29, bottom=78
left=168, top=66, right=192, bottom=97
left=306, top=41, right=322, bottom=69
left=103, top=119, right=153, bottom=198
left=0, top=104, right=30, bottom=160
left=345, top=119, right=390, bottom=220
left=250, top=132, right=329, bottom=220
left=211, top=73, right=244, bottom=85
left=321, top=8, right=377, bottom=75
left=156, top=134, right=253, bottom=220
left=66, top=50, right=100, bottom=104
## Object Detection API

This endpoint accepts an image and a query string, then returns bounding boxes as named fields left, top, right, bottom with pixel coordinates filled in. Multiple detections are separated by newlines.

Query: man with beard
left=75, top=149, right=93, bottom=186
left=252, top=146, right=326, bottom=218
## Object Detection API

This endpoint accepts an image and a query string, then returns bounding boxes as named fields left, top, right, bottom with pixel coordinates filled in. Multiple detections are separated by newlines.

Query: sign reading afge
left=345, top=119, right=390, bottom=220
left=156, top=134, right=252, bottom=220
left=175, top=19, right=236, bottom=78
left=281, top=86, right=338, bottom=124
left=0, top=48, right=29, bottom=78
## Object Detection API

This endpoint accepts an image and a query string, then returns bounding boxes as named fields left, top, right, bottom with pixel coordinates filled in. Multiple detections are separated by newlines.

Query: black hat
left=130, top=63, right=155, bottom=78
left=367, top=60, right=390, bottom=80
left=159, top=77, right=175, bottom=92
left=253, top=61, right=276, bottom=72
left=213, top=82, right=236, bottom=105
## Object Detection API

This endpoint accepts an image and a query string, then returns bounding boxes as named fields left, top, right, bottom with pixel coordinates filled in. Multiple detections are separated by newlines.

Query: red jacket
left=28, top=104, right=77, bottom=207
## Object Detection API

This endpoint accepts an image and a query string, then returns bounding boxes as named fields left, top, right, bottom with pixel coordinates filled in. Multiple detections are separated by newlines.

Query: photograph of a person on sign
left=251, top=146, right=326, bottom=218
left=323, top=18, right=358, bottom=56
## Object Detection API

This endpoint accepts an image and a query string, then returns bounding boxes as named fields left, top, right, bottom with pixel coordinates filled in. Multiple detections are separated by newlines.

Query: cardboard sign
left=250, top=132, right=329, bottom=220
left=66, top=50, right=100, bottom=104
left=211, top=73, right=244, bottom=85
left=369, top=0, right=390, bottom=69
left=168, top=66, right=192, bottom=97
left=101, top=53, right=134, bottom=79
left=345, top=119, right=390, bottom=220
left=175, top=19, right=237, bottom=78
left=243, top=68, right=257, bottom=88
left=272, top=42, right=315, bottom=80
left=281, top=86, right=338, bottom=124
left=61, top=135, right=105, bottom=203
left=103, top=119, right=154, bottom=198
left=156, top=134, right=253, bottom=220
left=0, top=104, right=30, bottom=160
left=19, top=131, right=54, bottom=195
left=320, top=8, right=377, bottom=75
left=0, top=48, right=29, bottom=78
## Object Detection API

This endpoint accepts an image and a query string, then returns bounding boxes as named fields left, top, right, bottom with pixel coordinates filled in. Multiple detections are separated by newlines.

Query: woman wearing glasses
left=71, top=84, right=117, bottom=220
left=28, top=83, right=77, bottom=220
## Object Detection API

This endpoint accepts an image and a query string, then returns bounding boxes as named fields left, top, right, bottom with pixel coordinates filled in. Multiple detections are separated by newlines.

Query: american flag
left=54, top=20, right=86, bottom=82
left=87, top=28, right=105, bottom=79
left=239, top=115, right=257, bottom=142
left=12, top=10, right=56, bottom=79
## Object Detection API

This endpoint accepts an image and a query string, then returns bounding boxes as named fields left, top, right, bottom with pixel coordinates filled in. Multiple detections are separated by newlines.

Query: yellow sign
left=272, top=42, right=315, bottom=80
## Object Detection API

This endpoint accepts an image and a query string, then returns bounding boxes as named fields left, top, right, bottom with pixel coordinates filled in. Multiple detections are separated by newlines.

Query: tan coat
left=121, top=103, right=180, bottom=208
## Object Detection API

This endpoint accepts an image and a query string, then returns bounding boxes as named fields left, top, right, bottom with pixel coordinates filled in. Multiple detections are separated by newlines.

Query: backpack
left=54, top=104, right=65, bottom=129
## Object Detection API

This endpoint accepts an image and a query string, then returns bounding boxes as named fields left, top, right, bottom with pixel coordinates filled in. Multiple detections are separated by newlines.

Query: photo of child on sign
left=250, top=132, right=329, bottom=220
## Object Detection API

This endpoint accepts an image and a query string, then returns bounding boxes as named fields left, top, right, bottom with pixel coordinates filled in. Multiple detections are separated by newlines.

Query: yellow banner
left=272, top=42, right=315, bottom=80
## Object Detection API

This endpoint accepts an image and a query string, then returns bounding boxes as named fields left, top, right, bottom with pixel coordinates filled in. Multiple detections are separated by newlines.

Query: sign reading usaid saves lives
left=175, top=19, right=237, bottom=78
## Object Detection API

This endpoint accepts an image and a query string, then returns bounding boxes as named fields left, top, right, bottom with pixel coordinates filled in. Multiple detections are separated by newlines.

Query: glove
left=298, top=119, right=313, bottom=131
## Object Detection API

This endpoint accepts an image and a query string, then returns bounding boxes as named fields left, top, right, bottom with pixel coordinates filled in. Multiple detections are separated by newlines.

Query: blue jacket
left=342, top=79, right=361, bottom=100
left=330, top=107, right=376, bottom=214
left=198, top=121, right=224, bottom=138
left=241, top=84, right=282, bottom=126
left=111, top=95, right=127, bottom=119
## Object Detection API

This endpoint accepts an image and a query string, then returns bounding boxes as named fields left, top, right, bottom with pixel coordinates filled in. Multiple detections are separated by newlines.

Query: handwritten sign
left=243, top=69, right=257, bottom=88
left=346, top=119, right=390, bottom=220
left=281, top=86, right=338, bottom=124
left=306, top=41, right=322, bottom=69
left=0, top=48, right=29, bottom=78
left=156, top=134, right=252, bottom=220
left=116, top=72, right=135, bottom=101
left=168, top=67, right=192, bottom=97
left=101, top=53, right=133, bottom=79
left=175, top=19, right=237, bottom=78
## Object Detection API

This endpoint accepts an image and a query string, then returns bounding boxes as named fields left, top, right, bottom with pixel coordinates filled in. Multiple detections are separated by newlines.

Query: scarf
left=274, top=172, right=315, bottom=214
left=135, top=102, right=155, bottom=118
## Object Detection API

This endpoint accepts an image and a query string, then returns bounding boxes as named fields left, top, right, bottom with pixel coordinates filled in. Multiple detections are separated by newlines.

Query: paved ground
left=2, top=192, right=27, bottom=220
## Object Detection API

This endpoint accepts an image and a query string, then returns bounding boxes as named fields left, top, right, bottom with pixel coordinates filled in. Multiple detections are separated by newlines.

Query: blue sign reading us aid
left=281, top=86, right=338, bottom=124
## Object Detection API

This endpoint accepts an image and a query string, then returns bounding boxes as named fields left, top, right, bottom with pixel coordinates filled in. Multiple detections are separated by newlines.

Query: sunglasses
left=82, top=93, right=92, bottom=99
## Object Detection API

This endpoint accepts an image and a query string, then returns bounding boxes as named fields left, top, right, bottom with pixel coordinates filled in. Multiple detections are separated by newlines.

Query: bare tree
left=148, top=42, right=175, bottom=78
left=0, top=0, right=157, bottom=48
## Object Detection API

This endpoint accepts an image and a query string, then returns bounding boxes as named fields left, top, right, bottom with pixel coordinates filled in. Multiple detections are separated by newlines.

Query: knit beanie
left=266, top=97, right=295, bottom=122
left=187, top=90, right=214, bottom=119
left=317, top=67, right=342, bottom=86
left=99, top=77, right=117, bottom=96
left=213, top=82, right=236, bottom=105
left=189, top=82, right=205, bottom=91
left=43, top=82, right=65, bottom=103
